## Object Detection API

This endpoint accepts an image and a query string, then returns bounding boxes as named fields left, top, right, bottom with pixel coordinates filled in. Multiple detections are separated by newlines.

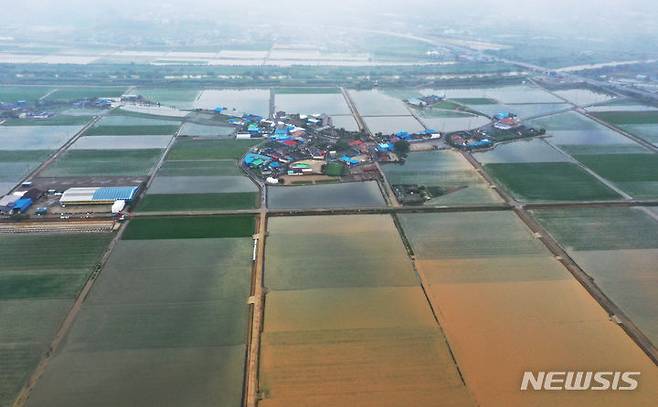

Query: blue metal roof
left=92, top=186, right=139, bottom=202
left=13, top=198, right=33, bottom=212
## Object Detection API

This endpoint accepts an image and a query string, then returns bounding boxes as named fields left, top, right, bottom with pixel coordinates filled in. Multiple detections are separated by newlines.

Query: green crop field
left=0, top=233, right=111, bottom=407
left=122, top=215, right=255, bottom=240
left=485, top=162, right=622, bottom=201
left=45, top=87, right=128, bottom=101
left=24, top=232, right=253, bottom=407
left=591, top=111, right=658, bottom=125
left=451, top=97, right=498, bottom=105
left=137, top=192, right=258, bottom=212
left=157, top=160, right=243, bottom=176
left=41, top=149, right=163, bottom=176
left=2, top=115, right=93, bottom=126
left=0, top=86, right=54, bottom=102
left=574, top=153, right=658, bottom=198
left=532, top=207, right=658, bottom=251
left=167, top=139, right=260, bottom=160
left=0, top=150, right=52, bottom=163
left=573, top=153, right=658, bottom=182
left=85, top=124, right=180, bottom=136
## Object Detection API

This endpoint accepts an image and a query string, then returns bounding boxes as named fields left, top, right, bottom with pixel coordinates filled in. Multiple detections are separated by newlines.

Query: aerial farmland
left=2, top=4, right=658, bottom=405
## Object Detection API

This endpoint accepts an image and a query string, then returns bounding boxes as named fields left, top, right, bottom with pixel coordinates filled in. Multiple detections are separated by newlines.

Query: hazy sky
left=5, top=0, right=658, bottom=44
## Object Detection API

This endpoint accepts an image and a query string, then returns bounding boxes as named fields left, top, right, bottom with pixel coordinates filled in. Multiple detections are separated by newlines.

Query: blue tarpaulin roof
left=244, top=153, right=271, bottom=166
left=92, top=187, right=139, bottom=202
left=12, top=197, right=33, bottom=213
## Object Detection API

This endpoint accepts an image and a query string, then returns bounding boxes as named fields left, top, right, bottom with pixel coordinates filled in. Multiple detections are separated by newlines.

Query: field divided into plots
left=532, top=207, right=658, bottom=345
left=0, top=124, right=89, bottom=194
left=166, top=138, right=261, bottom=160
left=478, top=110, right=658, bottom=201
left=139, top=138, right=260, bottom=212
left=528, top=111, right=658, bottom=198
left=194, top=89, right=270, bottom=117
left=0, top=86, right=55, bottom=102
left=382, top=150, right=503, bottom=206
left=0, top=233, right=112, bottom=407
left=267, top=181, right=385, bottom=209
left=25, top=216, right=255, bottom=407
left=588, top=107, right=658, bottom=155
left=40, top=149, right=164, bottom=177
left=43, top=87, right=128, bottom=102
left=348, top=89, right=427, bottom=135
left=399, top=211, right=658, bottom=407
left=133, top=88, right=201, bottom=110
left=260, top=215, right=476, bottom=406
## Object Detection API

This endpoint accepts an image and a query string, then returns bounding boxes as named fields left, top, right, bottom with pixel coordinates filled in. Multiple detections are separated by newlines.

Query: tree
left=393, top=140, right=410, bottom=156
left=335, top=139, right=351, bottom=151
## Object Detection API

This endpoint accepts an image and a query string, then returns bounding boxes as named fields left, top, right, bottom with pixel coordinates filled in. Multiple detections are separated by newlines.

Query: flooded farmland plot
left=0, top=233, right=112, bottom=407
left=552, top=88, right=615, bottom=106
left=474, top=138, right=571, bottom=164
left=531, top=207, right=658, bottom=344
left=193, top=89, right=270, bottom=117
left=69, top=135, right=173, bottom=150
left=24, top=217, right=255, bottom=407
left=132, top=88, right=201, bottom=109
left=466, top=102, right=571, bottom=119
left=139, top=140, right=260, bottom=211
left=363, top=115, right=425, bottom=134
left=0, top=126, right=85, bottom=150
left=382, top=150, right=503, bottom=205
left=590, top=109, right=658, bottom=147
left=348, top=89, right=411, bottom=116
left=179, top=122, right=235, bottom=138
left=424, top=84, right=564, bottom=104
left=399, top=211, right=658, bottom=407
left=95, top=115, right=180, bottom=127
left=529, top=111, right=647, bottom=154
left=260, top=215, right=476, bottom=407
left=274, top=91, right=352, bottom=115
left=39, top=149, right=164, bottom=177
left=0, top=150, right=53, bottom=195
left=418, top=115, right=490, bottom=133
left=330, top=115, right=359, bottom=131
left=267, top=181, right=386, bottom=209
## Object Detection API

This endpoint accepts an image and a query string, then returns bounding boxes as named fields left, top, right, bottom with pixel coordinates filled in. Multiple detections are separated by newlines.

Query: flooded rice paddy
left=363, top=115, right=425, bottom=134
left=552, top=88, right=615, bottom=106
left=0, top=126, right=84, bottom=150
left=399, top=211, right=658, bottom=407
left=260, top=215, right=475, bottom=407
left=179, top=122, right=235, bottom=137
left=140, top=152, right=259, bottom=211
left=423, top=85, right=563, bottom=104
left=274, top=92, right=351, bottom=115
left=70, top=135, right=173, bottom=150
left=348, top=89, right=411, bottom=116
left=382, top=150, right=503, bottom=205
left=267, top=181, right=386, bottom=209
left=475, top=138, right=571, bottom=163
left=330, top=115, right=359, bottom=131
left=532, top=207, right=658, bottom=345
left=193, top=89, right=270, bottom=117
